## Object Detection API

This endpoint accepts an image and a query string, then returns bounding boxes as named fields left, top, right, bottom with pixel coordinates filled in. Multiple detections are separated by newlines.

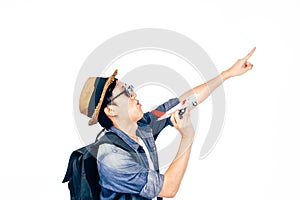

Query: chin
left=129, top=106, right=144, bottom=122
left=138, top=113, right=144, bottom=120
left=134, top=111, right=144, bottom=122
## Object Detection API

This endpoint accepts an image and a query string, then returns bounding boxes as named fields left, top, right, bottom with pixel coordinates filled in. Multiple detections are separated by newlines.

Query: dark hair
left=97, top=80, right=117, bottom=129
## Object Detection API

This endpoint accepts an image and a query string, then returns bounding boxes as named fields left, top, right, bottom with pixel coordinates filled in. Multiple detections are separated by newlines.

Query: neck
left=114, top=120, right=138, bottom=138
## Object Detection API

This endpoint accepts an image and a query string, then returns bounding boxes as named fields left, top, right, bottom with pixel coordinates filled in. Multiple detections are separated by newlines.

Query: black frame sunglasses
left=108, top=84, right=134, bottom=103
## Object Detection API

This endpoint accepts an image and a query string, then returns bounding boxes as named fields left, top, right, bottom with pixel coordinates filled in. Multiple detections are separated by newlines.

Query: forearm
left=178, top=70, right=231, bottom=104
left=158, top=136, right=194, bottom=198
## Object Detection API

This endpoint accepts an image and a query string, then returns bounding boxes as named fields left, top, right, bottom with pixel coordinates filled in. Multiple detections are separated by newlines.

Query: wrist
left=180, top=134, right=195, bottom=147
left=221, top=70, right=231, bottom=82
left=180, top=131, right=195, bottom=140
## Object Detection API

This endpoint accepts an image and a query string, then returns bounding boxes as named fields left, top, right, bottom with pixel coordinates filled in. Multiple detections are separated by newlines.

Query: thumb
left=170, top=112, right=177, bottom=127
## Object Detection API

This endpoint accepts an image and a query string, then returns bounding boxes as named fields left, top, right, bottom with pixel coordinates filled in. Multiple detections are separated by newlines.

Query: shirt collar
left=108, top=126, right=140, bottom=151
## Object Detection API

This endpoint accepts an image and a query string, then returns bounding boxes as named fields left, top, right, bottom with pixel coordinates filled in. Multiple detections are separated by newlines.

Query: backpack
left=62, top=131, right=136, bottom=200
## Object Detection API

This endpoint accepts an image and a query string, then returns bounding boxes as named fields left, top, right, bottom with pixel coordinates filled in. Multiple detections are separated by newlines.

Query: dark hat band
left=88, top=69, right=118, bottom=125
left=87, top=77, right=102, bottom=117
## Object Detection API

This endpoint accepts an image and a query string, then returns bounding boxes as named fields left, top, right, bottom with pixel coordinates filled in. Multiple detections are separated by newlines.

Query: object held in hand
left=179, top=108, right=186, bottom=119
left=157, top=94, right=200, bottom=121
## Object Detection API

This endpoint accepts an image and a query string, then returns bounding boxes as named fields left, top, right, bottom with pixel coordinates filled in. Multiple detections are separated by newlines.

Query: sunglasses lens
left=126, top=85, right=134, bottom=97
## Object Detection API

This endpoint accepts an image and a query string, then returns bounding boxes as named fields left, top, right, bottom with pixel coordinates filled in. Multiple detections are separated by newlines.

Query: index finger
left=243, top=47, right=256, bottom=60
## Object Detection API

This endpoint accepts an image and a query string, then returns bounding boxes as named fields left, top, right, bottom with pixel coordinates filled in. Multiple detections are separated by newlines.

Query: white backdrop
left=0, top=0, right=299, bottom=199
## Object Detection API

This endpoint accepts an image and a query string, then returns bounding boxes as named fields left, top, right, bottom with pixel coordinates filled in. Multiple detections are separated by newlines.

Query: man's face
left=109, top=80, right=143, bottom=122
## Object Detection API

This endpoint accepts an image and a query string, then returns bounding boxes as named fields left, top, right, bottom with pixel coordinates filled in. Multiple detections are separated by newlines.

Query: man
left=79, top=47, right=255, bottom=199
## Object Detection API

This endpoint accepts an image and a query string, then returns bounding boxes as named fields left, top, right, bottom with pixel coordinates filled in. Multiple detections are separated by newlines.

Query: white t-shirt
left=138, top=137, right=157, bottom=200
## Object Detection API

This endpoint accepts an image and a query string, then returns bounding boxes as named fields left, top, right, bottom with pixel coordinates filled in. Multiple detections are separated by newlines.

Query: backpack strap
left=95, top=131, right=139, bottom=162
left=98, top=132, right=134, bottom=151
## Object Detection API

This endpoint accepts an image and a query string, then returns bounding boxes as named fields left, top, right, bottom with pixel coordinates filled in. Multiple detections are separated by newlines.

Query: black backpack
left=62, top=131, right=136, bottom=200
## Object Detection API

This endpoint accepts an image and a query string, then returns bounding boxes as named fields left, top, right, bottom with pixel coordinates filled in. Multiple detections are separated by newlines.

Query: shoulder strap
left=96, top=132, right=138, bottom=162
left=97, top=132, right=135, bottom=153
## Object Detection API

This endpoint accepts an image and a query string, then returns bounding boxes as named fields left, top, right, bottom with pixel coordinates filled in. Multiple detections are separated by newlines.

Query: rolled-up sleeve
left=138, top=98, right=180, bottom=139
left=98, top=144, right=164, bottom=199
left=139, top=170, right=164, bottom=198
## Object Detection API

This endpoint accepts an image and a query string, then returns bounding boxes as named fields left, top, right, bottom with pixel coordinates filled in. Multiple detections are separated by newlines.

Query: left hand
left=225, top=47, right=256, bottom=77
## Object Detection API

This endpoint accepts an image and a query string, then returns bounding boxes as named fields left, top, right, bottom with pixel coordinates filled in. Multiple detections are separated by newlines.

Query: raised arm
left=158, top=108, right=195, bottom=198
left=179, top=47, right=256, bottom=105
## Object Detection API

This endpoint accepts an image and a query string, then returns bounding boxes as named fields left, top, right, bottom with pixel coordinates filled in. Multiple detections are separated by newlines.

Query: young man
left=79, top=47, right=255, bottom=199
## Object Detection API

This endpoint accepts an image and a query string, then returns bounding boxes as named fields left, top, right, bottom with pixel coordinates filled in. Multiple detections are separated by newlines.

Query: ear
left=104, top=105, right=116, bottom=117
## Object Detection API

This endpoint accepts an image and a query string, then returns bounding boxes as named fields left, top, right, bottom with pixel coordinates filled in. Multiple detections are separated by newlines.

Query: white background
left=1, top=0, right=299, bottom=199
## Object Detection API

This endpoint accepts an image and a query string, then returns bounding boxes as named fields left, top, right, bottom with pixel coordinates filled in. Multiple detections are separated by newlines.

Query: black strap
left=96, top=132, right=135, bottom=153
left=95, top=128, right=106, bottom=142
left=97, top=131, right=139, bottom=164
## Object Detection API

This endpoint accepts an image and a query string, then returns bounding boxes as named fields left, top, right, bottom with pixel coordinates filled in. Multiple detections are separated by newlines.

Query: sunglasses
left=108, top=84, right=135, bottom=103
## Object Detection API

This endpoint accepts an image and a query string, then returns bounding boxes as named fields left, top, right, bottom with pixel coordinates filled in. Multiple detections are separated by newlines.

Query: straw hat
left=79, top=69, right=118, bottom=125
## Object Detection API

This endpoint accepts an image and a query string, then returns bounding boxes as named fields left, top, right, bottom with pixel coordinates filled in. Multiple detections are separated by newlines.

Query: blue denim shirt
left=97, top=98, right=179, bottom=200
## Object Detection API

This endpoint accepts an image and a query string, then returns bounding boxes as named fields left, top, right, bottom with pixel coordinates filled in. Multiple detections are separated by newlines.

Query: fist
left=170, top=108, right=195, bottom=138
